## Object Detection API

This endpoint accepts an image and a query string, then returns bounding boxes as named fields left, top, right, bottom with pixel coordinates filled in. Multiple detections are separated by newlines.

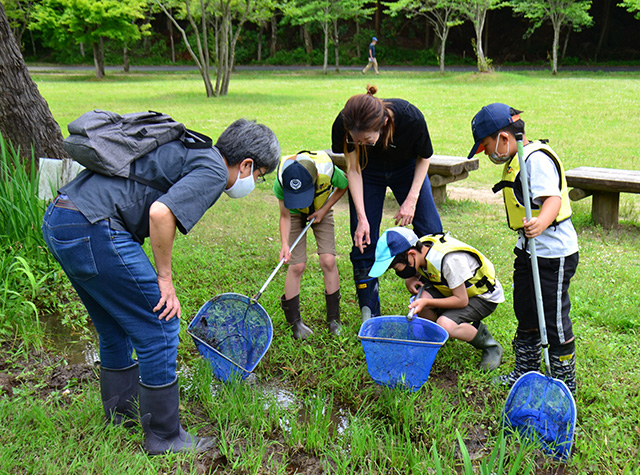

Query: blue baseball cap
left=281, top=158, right=317, bottom=210
left=372, top=37, right=378, bottom=42
left=369, top=227, right=419, bottom=278
left=467, top=103, right=521, bottom=158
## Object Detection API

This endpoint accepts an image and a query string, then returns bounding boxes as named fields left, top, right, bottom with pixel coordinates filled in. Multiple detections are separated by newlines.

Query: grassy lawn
left=1, top=70, right=639, bottom=474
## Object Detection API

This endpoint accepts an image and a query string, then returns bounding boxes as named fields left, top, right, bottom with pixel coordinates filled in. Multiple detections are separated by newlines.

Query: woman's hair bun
left=366, top=85, right=378, bottom=96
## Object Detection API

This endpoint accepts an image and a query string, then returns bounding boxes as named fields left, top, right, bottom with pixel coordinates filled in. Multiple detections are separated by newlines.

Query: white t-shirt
left=441, top=252, right=505, bottom=304
left=515, top=150, right=579, bottom=258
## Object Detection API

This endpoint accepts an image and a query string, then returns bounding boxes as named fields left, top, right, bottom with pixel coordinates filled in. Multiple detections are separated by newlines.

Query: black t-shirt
left=61, top=141, right=229, bottom=244
left=331, top=98, right=433, bottom=172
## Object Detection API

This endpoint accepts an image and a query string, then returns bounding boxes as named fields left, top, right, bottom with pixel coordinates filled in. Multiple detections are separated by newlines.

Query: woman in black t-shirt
left=331, top=85, right=442, bottom=320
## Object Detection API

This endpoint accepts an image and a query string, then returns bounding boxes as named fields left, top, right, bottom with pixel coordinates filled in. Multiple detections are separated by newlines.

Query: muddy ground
left=0, top=340, right=570, bottom=475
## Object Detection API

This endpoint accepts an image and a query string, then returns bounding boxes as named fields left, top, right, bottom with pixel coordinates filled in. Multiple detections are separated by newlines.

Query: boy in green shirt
left=273, top=151, right=348, bottom=339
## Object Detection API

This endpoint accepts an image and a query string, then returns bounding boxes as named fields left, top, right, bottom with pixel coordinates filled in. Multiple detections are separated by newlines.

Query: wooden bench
left=565, top=166, right=640, bottom=228
left=325, top=151, right=479, bottom=204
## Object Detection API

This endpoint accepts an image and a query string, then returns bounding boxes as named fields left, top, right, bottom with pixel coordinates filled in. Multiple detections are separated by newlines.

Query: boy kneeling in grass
left=273, top=151, right=348, bottom=339
left=370, top=227, right=505, bottom=371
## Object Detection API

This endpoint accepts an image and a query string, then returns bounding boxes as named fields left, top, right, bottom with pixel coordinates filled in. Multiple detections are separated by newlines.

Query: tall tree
left=29, top=0, right=149, bottom=79
left=457, top=0, right=502, bottom=72
left=0, top=2, right=68, bottom=169
left=384, top=0, right=464, bottom=72
left=156, top=0, right=215, bottom=97
left=510, top=0, right=593, bottom=75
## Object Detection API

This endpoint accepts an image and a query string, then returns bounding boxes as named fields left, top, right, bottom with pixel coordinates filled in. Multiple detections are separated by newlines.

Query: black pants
left=513, top=247, right=579, bottom=346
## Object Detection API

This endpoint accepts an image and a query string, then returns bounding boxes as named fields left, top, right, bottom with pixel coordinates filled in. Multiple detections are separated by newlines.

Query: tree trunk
left=356, top=21, right=360, bottom=58
left=0, top=3, right=68, bottom=164
left=474, top=11, right=488, bottom=72
left=375, top=0, right=381, bottom=37
left=552, top=23, right=560, bottom=75
left=92, top=40, right=105, bottom=79
left=439, top=27, right=449, bottom=73
left=483, top=11, right=489, bottom=58
left=322, top=20, right=329, bottom=74
left=333, top=19, right=340, bottom=72
left=425, top=16, right=431, bottom=49
left=257, top=21, right=263, bottom=61
left=168, top=11, right=175, bottom=63
left=270, top=15, right=277, bottom=57
left=123, top=44, right=130, bottom=73
left=595, top=0, right=611, bottom=61
left=303, top=24, right=313, bottom=56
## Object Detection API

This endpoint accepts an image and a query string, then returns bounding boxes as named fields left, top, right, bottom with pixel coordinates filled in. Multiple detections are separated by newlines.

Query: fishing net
left=187, top=293, right=273, bottom=382
left=358, top=316, right=448, bottom=392
left=502, top=371, right=577, bottom=461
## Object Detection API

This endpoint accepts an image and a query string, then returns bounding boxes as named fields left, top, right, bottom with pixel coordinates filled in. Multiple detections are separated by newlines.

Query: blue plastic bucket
left=187, top=293, right=273, bottom=382
left=358, top=316, right=448, bottom=391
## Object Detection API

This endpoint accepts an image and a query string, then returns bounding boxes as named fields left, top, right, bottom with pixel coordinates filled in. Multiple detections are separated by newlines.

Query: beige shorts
left=288, top=210, right=336, bottom=265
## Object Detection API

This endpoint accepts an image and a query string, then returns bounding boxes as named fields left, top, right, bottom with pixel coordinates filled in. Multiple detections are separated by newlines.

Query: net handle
left=407, top=285, right=426, bottom=321
left=252, top=188, right=337, bottom=302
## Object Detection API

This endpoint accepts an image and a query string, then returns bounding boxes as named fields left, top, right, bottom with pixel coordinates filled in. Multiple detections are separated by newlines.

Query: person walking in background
left=362, top=37, right=379, bottom=74
left=468, top=103, right=579, bottom=394
left=331, top=85, right=443, bottom=322
left=273, top=151, right=348, bottom=340
left=42, top=118, right=280, bottom=454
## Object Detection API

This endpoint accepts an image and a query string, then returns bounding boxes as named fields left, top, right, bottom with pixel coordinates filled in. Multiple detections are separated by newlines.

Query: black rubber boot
left=325, top=289, right=341, bottom=335
left=468, top=322, right=504, bottom=371
left=355, top=278, right=381, bottom=322
left=100, top=362, right=139, bottom=427
left=549, top=341, right=577, bottom=395
left=495, top=330, right=542, bottom=388
left=280, top=294, right=313, bottom=340
left=139, top=378, right=216, bottom=455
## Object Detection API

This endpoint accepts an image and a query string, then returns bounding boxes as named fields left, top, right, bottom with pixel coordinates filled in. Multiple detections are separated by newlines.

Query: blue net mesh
left=502, top=371, right=577, bottom=461
left=187, top=293, right=273, bottom=381
left=358, top=316, right=448, bottom=392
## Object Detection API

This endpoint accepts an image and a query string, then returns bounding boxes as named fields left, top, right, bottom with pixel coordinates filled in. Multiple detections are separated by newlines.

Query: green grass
left=1, top=70, right=640, bottom=474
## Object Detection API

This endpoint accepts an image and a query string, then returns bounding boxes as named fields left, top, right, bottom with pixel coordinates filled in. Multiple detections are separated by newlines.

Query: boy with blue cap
left=273, top=151, right=348, bottom=339
left=370, top=227, right=505, bottom=371
left=468, top=103, right=579, bottom=393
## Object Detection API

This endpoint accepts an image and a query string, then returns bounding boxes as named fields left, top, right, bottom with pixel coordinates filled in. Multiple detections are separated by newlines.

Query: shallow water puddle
left=41, top=314, right=99, bottom=365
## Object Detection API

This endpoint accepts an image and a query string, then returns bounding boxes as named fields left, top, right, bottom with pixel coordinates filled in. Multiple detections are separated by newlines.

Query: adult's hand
left=354, top=218, right=371, bottom=253
left=149, top=201, right=179, bottom=321
left=394, top=199, right=417, bottom=227
left=154, top=274, right=181, bottom=321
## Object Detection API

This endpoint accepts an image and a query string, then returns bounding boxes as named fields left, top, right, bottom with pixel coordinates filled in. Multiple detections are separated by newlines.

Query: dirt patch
left=446, top=184, right=503, bottom=205
left=0, top=342, right=97, bottom=398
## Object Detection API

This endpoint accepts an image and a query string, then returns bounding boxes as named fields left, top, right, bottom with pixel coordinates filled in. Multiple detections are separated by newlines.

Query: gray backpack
left=63, top=110, right=212, bottom=191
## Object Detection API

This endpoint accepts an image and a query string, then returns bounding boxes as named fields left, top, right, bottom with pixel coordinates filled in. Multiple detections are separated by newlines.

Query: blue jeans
left=42, top=198, right=179, bottom=386
left=349, top=160, right=443, bottom=280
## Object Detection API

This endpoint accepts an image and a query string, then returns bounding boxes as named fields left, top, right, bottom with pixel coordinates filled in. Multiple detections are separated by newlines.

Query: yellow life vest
left=492, top=141, right=572, bottom=231
left=416, top=233, right=496, bottom=298
left=277, top=150, right=335, bottom=214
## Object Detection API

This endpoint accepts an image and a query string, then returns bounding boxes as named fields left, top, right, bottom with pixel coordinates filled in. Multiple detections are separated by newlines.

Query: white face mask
left=489, top=136, right=511, bottom=165
left=224, top=162, right=255, bottom=199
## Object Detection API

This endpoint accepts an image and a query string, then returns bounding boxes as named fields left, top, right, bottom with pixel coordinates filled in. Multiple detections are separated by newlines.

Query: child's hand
left=522, top=216, right=544, bottom=238
left=279, top=246, right=291, bottom=263
left=405, top=277, right=422, bottom=295
left=308, top=208, right=326, bottom=224
left=408, top=297, right=428, bottom=314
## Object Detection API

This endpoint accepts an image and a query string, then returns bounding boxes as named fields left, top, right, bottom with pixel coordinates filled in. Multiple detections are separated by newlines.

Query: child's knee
left=318, top=253, right=337, bottom=272
left=288, top=262, right=306, bottom=277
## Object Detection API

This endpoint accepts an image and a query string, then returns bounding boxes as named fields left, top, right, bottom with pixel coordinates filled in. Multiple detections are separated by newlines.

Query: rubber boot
left=495, top=330, right=542, bottom=388
left=280, top=294, right=313, bottom=340
left=355, top=278, right=381, bottom=322
left=139, top=378, right=216, bottom=455
left=325, top=289, right=341, bottom=335
left=100, top=362, right=139, bottom=427
left=468, top=322, right=504, bottom=371
left=549, top=341, right=577, bottom=395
